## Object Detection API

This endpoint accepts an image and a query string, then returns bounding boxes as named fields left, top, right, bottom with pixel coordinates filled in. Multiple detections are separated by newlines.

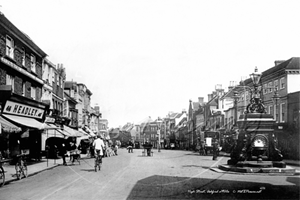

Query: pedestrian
left=114, top=143, right=118, bottom=155
left=127, top=140, right=134, bottom=153
left=90, top=137, right=95, bottom=158
left=69, top=141, right=77, bottom=163
left=60, top=143, right=67, bottom=166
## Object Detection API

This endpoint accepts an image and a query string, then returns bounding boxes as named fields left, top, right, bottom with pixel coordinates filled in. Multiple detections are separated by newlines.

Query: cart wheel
left=0, top=166, right=5, bottom=187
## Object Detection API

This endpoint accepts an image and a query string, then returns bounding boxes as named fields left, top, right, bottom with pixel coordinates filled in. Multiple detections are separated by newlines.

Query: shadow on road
left=126, top=175, right=299, bottom=200
left=80, top=169, right=96, bottom=172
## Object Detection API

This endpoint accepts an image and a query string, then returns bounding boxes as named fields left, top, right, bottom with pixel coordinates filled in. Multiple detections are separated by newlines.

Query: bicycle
left=0, top=160, right=5, bottom=187
left=15, top=154, right=28, bottom=180
left=94, top=150, right=102, bottom=172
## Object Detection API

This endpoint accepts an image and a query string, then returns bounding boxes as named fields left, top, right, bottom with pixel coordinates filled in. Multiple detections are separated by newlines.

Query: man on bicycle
left=93, top=134, right=105, bottom=169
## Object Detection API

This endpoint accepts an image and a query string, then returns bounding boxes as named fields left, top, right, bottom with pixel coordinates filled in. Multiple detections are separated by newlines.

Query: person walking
left=127, top=140, right=134, bottom=153
left=60, top=143, right=67, bottom=166
left=114, top=142, right=118, bottom=156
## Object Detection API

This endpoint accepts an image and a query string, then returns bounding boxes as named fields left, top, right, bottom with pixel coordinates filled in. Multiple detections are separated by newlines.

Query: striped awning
left=63, top=125, right=85, bottom=137
left=0, top=116, right=21, bottom=133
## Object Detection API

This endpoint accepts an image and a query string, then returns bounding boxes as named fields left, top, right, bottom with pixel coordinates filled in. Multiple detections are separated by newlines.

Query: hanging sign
left=3, top=100, right=45, bottom=119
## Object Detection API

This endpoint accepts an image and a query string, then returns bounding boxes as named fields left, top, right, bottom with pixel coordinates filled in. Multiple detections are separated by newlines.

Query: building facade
left=0, top=13, right=49, bottom=159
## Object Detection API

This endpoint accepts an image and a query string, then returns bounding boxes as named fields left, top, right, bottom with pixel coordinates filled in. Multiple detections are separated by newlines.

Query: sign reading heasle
left=3, top=100, right=45, bottom=119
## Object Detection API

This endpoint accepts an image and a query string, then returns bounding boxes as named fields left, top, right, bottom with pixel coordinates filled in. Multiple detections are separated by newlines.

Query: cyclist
left=93, top=134, right=105, bottom=170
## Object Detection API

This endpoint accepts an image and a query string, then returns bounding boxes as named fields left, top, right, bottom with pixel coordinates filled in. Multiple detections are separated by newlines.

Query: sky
left=1, top=0, right=300, bottom=128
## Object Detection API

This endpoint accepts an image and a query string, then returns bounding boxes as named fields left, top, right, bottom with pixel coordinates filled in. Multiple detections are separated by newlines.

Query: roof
left=0, top=13, right=47, bottom=57
left=262, top=57, right=299, bottom=76
left=64, top=81, right=77, bottom=89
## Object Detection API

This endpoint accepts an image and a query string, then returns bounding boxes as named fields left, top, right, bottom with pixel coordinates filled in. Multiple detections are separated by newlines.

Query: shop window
left=280, top=77, right=285, bottom=89
left=6, top=74, right=14, bottom=92
left=6, top=35, right=14, bottom=59
left=30, top=55, right=36, bottom=73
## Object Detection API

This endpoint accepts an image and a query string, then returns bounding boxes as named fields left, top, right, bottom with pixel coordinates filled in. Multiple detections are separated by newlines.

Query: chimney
left=198, top=97, right=204, bottom=105
left=94, top=105, right=100, bottom=115
left=182, top=109, right=186, bottom=114
left=208, top=94, right=212, bottom=101
left=274, top=60, right=285, bottom=66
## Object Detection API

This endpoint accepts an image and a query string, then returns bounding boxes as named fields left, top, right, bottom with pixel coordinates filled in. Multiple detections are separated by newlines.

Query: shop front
left=0, top=97, right=49, bottom=160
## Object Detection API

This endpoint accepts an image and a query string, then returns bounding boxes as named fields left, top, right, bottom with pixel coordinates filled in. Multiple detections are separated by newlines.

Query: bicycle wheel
left=22, top=162, right=28, bottom=178
left=15, top=163, right=22, bottom=180
left=94, top=158, right=98, bottom=172
left=0, top=166, right=5, bottom=187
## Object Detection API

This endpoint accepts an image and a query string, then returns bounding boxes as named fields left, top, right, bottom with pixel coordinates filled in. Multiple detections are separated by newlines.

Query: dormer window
left=6, top=36, right=14, bottom=59
left=30, top=54, right=36, bottom=73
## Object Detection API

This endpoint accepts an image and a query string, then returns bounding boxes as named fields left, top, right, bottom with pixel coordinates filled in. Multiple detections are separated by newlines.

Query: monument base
left=219, top=160, right=295, bottom=175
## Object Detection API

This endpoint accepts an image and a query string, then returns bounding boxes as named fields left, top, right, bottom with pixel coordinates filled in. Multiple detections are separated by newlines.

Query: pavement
left=1, top=154, right=89, bottom=186
left=1, top=151, right=299, bottom=186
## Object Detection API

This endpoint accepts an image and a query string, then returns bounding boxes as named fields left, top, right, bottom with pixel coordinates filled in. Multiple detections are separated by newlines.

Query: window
left=6, top=74, right=14, bottom=92
left=30, top=55, right=36, bottom=73
left=274, top=80, right=278, bottom=91
left=6, top=36, right=14, bottom=59
left=268, top=82, right=273, bottom=93
left=22, top=82, right=26, bottom=96
left=280, top=77, right=285, bottom=89
left=31, top=87, right=36, bottom=100
left=21, top=48, right=25, bottom=66
left=263, top=84, right=267, bottom=94
left=269, top=105, right=273, bottom=115
left=280, top=103, right=285, bottom=122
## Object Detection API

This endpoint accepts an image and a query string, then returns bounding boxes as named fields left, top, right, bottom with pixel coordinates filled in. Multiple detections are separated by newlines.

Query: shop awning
left=2, top=114, right=48, bottom=130
left=78, top=128, right=91, bottom=137
left=0, top=116, right=22, bottom=133
left=44, top=129, right=65, bottom=138
left=83, top=126, right=96, bottom=137
left=43, top=124, right=73, bottom=138
left=63, top=125, right=85, bottom=137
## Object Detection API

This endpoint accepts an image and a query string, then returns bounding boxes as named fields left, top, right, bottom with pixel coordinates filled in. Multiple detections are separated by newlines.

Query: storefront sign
left=3, top=100, right=45, bottom=119
left=45, top=116, right=55, bottom=123
left=0, top=57, right=43, bottom=84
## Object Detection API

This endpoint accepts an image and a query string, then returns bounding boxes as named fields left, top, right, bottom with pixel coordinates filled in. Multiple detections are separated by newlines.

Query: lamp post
left=249, top=66, right=262, bottom=99
left=272, top=88, right=280, bottom=122
left=233, top=91, right=239, bottom=126
left=157, top=117, right=162, bottom=152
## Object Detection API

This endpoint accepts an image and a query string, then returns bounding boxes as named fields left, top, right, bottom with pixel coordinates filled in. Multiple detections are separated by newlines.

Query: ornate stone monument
left=219, top=68, right=295, bottom=174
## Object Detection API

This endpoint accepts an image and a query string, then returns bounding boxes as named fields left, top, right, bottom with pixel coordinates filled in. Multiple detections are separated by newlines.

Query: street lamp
left=249, top=66, right=262, bottom=99
left=233, top=91, right=239, bottom=126
left=157, top=117, right=162, bottom=152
